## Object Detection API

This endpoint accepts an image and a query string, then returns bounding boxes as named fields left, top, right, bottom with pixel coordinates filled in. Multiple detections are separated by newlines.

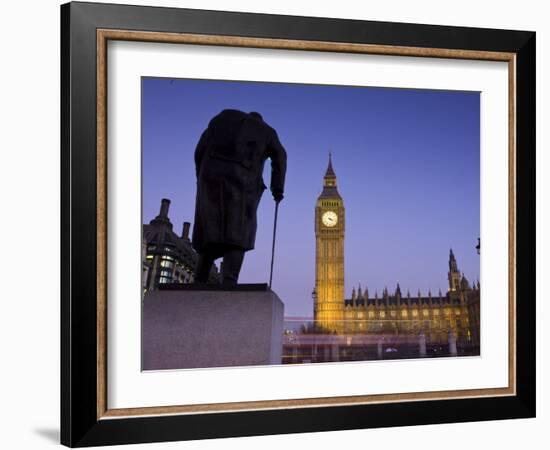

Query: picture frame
left=60, top=1, right=535, bottom=447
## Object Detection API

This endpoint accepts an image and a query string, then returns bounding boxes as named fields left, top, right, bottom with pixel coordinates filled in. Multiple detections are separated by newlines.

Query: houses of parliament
left=312, top=155, right=480, bottom=349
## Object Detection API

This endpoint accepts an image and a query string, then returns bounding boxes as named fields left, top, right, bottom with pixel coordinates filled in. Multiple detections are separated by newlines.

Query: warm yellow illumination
left=314, top=158, right=345, bottom=333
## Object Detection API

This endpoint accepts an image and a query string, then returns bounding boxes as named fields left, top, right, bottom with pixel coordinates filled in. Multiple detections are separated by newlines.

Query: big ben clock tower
left=314, top=154, right=345, bottom=333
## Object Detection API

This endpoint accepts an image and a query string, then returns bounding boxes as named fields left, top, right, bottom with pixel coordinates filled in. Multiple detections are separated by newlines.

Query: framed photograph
left=61, top=1, right=535, bottom=447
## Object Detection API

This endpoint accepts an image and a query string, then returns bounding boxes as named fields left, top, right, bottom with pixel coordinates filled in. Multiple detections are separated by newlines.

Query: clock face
left=322, top=211, right=338, bottom=227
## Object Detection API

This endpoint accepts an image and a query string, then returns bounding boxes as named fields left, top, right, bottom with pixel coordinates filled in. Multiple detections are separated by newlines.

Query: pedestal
left=142, top=285, right=285, bottom=370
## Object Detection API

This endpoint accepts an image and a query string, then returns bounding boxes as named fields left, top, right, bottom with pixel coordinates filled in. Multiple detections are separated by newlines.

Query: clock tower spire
left=324, top=152, right=336, bottom=184
left=314, top=153, right=345, bottom=333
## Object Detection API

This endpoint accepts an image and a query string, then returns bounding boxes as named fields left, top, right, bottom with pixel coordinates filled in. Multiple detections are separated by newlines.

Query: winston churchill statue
left=192, top=109, right=287, bottom=285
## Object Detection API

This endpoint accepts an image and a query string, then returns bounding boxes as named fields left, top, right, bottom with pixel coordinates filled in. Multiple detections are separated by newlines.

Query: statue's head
left=249, top=111, right=263, bottom=121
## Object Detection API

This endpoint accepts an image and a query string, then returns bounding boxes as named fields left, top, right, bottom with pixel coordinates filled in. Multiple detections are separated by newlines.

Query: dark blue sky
left=142, top=77, right=480, bottom=317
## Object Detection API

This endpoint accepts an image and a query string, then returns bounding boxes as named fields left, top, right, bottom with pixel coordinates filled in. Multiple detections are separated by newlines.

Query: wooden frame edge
left=95, top=28, right=517, bottom=420
left=100, top=387, right=515, bottom=419
left=97, top=29, right=108, bottom=419
left=98, top=28, right=515, bottom=61
left=508, top=55, right=517, bottom=395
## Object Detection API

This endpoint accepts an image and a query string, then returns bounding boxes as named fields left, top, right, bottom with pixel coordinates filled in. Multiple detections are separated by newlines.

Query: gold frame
left=96, top=29, right=516, bottom=420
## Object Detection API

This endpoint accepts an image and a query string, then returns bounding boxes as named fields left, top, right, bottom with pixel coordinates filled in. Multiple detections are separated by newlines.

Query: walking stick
left=269, top=201, right=280, bottom=289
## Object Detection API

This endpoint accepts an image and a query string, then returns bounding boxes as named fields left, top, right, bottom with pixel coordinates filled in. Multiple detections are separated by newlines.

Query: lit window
left=160, top=260, right=174, bottom=269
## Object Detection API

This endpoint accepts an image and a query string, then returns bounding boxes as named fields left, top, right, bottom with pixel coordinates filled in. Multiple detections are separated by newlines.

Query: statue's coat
left=192, top=109, right=287, bottom=255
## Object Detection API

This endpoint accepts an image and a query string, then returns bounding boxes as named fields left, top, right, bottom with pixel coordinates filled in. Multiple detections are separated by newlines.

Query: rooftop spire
left=320, top=151, right=341, bottom=196
left=325, top=151, right=336, bottom=178
left=449, top=248, right=459, bottom=272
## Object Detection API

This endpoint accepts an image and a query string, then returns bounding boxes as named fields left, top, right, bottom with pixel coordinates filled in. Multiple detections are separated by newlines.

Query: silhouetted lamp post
left=476, top=238, right=480, bottom=255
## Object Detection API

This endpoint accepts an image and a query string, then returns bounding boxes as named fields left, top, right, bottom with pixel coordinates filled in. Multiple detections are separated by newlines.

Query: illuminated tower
left=314, top=154, right=345, bottom=333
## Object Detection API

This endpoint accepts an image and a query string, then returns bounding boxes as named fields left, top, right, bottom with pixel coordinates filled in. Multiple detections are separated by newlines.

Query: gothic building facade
left=312, top=155, right=480, bottom=348
left=342, top=251, right=480, bottom=347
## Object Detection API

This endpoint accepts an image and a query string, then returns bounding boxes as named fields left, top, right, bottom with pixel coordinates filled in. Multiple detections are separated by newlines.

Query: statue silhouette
left=192, top=109, right=287, bottom=285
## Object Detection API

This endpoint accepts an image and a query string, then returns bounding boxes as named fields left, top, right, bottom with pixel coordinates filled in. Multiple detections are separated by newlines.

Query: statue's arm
left=268, top=130, right=287, bottom=199
left=194, top=129, right=209, bottom=178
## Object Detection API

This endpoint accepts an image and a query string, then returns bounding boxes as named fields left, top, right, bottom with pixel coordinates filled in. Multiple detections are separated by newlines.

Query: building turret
left=412, top=289, right=422, bottom=305
left=449, top=248, right=458, bottom=271
left=448, top=248, right=461, bottom=292
left=460, top=273, right=470, bottom=291
left=356, top=284, right=366, bottom=306
left=395, top=283, right=402, bottom=299
left=437, top=289, right=442, bottom=304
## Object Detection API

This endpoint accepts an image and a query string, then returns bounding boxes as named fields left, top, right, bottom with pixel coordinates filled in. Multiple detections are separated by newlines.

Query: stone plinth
left=142, top=286, right=284, bottom=370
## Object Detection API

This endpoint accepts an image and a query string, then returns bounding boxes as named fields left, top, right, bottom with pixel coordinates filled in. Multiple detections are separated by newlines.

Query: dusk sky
left=142, top=77, right=480, bottom=317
